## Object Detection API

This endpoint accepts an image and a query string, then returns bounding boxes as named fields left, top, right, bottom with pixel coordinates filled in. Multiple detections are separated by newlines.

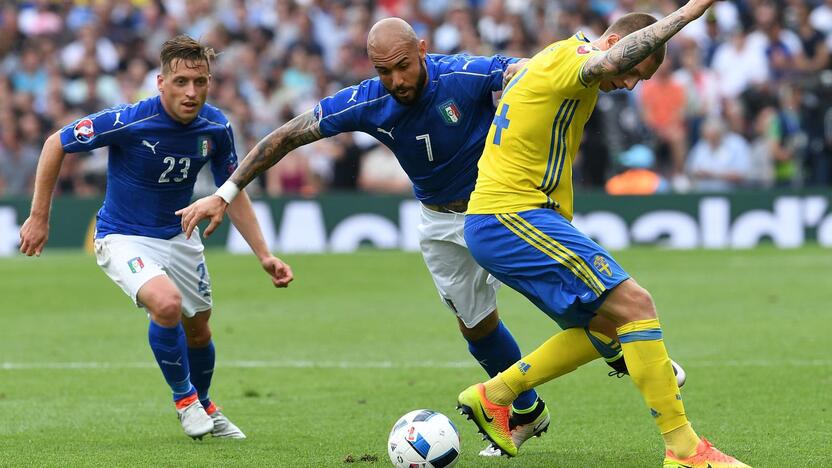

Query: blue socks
left=467, top=320, right=539, bottom=410
left=188, top=341, right=215, bottom=409
left=148, top=320, right=194, bottom=401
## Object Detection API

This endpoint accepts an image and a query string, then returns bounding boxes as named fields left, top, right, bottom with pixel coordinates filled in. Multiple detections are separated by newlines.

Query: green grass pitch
left=1, top=247, right=829, bottom=467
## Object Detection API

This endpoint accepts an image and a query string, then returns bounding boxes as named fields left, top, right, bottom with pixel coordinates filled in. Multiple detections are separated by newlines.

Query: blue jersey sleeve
left=210, top=121, right=239, bottom=186
left=59, top=105, right=132, bottom=153
left=317, top=82, right=376, bottom=137
left=458, top=54, right=518, bottom=95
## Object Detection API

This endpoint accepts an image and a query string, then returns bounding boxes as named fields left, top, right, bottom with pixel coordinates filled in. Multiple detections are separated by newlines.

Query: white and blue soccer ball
left=387, top=409, right=460, bottom=468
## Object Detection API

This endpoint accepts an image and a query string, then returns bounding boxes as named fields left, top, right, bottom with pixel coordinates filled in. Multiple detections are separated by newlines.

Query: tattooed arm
left=176, top=110, right=324, bottom=238
left=229, top=110, right=323, bottom=189
left=581, top=0, right=717, bottom=83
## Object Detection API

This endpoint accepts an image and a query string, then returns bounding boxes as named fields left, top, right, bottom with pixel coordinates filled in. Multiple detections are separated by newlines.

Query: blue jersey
left=316, top=53, right=516, bottom=204
left=60, top=96, right=238, bottom=240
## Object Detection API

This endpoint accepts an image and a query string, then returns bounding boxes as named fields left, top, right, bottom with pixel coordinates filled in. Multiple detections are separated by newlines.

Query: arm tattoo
left=581, top=10, right=688, bottom=83
left=230, top=110, right=323, bottom=188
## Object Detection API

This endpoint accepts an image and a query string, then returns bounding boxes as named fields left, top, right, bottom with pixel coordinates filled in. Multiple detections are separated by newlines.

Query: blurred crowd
left=1, top=0, right=831, bottom=199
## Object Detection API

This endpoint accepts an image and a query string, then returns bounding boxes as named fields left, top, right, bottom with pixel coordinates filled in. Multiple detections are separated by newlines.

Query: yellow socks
left=479, top=317, right=699, bottom=457
left=483, top=327, right=602, bottom=405
left=617, top=318, right=698, bottom=456
left=664, top=423, right=700, bottom=458
left=482, top=375, right=517, bottom=406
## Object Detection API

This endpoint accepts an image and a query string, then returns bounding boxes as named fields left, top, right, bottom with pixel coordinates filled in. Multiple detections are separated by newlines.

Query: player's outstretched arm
left=231, top=109, right=323, bottom=189
left=19, top=132, right=67, bottom=257
left=176, top=110, right=323, bottom=238
left=225, top=190, right=294, bottom=288
left=581, top=0, right=717, bottom=83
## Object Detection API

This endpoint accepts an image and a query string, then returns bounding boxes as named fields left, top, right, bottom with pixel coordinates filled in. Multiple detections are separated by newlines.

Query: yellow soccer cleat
left=664, top=438, right=751, bottom=468
left=456, top=383, right=517, bottom=457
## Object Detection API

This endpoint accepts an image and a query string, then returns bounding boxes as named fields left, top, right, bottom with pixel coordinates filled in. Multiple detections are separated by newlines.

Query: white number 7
left=416, top=134, right=433, bottom=162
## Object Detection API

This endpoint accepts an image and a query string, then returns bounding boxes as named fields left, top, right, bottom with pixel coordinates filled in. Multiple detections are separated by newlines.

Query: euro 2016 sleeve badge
left=73, top=119, right=95, bottom=143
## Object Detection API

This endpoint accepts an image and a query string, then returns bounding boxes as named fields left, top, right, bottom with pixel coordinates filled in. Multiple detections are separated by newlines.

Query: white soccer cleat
left=210, top=410, right=246, bottom=439
left=479, top=444, right=504, bottom=457
left=176, top=395, right=214, bottom=440
left=479, top=399, right=550, bottom=457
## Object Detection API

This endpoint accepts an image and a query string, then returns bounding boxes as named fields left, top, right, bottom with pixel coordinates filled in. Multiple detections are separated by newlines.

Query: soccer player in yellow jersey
left=456, top=1, right=751, bottom=467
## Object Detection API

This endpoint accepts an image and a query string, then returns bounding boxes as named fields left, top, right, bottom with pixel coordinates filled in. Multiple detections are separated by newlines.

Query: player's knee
left=459, top=310, right=499, bottom=342
left=622, top=285, right=656, bottom=321
left=186, top=329, right=212, bottom=348
left=150, top=294, right=183, bottom=325
left=603, top=281, right=657, bottom=325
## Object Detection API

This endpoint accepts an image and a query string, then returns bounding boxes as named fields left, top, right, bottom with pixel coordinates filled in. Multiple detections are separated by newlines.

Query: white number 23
left=158, top=156, right=191, bottom=183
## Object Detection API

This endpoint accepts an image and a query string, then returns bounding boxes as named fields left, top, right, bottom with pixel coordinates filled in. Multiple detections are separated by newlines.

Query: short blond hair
left=160, top=35, right=215, bottom=74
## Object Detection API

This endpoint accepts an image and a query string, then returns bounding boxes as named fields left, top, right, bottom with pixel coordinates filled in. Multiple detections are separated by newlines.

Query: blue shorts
left=464, top=209, right=629, bottom=329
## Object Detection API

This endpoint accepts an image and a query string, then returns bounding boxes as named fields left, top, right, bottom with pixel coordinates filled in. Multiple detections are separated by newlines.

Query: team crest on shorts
left=73, top=119, right=95, bottom=143
left=436, top=99, right=462, bottom=126
left=127, top=257, right=145, bottom=273
left=593, top=255, right=612, bottom=276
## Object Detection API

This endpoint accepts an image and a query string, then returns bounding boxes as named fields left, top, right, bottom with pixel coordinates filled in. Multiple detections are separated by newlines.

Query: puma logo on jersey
left=113, top=112, right=124, bottom=126
left=376, top=126, right=395, bottom=140
left=462, top=59, right=475, bottom=70
left=142, top=139, right=160, bottom=154
left=348, top=87, right=359, bottom=103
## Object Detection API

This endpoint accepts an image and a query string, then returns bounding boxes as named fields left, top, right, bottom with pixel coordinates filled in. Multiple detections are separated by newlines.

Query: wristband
left=215, top=180, right=240, bottom=204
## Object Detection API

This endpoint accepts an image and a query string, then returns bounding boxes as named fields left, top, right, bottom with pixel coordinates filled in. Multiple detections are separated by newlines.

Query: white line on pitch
left=0, top=360, right=475, bottom=370
left=1, top=359, right=829, bottom=371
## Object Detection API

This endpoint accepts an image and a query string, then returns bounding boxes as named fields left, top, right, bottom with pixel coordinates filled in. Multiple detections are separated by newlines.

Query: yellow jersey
left=468, top=33, right=602, bottom=220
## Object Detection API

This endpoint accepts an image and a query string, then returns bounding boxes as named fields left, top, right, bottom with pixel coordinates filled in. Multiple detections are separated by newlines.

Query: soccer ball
left=387, top=409, right=460, bottom=468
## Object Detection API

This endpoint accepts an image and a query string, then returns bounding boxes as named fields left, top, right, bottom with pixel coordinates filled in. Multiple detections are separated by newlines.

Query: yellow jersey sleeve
left=537, top=35, right=602, bottom=97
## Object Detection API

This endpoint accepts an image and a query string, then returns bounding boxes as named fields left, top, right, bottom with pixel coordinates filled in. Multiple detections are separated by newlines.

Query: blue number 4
left=492, top=66, right=527, bottom=145
left=492, top=104, right=510, bottom=145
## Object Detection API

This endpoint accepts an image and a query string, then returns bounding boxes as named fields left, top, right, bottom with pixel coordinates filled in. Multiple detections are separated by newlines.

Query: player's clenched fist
left=683, top=0, right=720, bottom=18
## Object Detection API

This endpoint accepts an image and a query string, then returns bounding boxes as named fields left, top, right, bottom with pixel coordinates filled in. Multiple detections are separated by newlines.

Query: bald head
left=367, top=17, right=419, bottom=54
left=367, top=17, right=428, bottom=105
